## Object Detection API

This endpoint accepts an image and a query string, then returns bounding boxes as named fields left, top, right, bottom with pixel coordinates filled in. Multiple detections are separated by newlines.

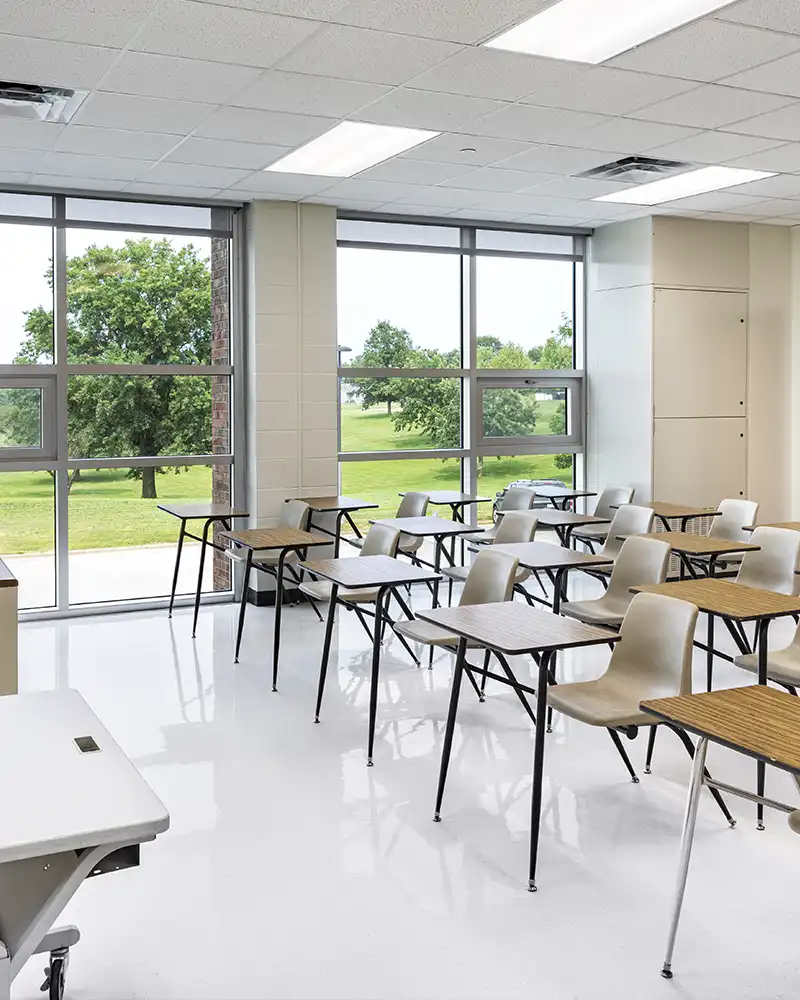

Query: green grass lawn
left=0, top=402, right=571, bottom=555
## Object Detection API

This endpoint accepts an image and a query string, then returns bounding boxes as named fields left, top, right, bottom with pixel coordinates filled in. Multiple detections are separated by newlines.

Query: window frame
left=0, top=374, right=57, bottom=461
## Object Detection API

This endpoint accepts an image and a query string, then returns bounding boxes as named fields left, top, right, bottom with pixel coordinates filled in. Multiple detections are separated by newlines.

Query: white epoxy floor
left=12, top=576, right=800, bottom=1000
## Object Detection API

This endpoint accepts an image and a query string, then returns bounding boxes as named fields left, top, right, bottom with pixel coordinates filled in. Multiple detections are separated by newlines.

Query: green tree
left=538, top=315, right=573, bottom=370
left=344, top=321, right=412, bottom=415
left=16, top=238, right=212, bottom=498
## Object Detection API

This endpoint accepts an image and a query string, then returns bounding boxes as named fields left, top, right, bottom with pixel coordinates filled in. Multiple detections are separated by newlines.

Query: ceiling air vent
left=0, top=81, right=87, bottom=124
left=577, top=155, right=691, bottom=184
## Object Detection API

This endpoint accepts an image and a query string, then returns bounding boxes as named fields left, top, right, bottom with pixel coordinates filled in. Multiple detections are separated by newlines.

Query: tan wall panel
left=652, top=217, right=749, bottom=290
left=654, top=417, right=747, bottom=508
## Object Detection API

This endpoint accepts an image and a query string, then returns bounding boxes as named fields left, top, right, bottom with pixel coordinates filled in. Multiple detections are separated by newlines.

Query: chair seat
left=399, top=535, right=423, bottom=554
left=393, top=619, right=481, bottom=648
left=547, top=676, right=658, bottom=729
left=560, top=597, right=629, bottom=627
left=572, top=524, right=609, bottom=542
left=225, top=548, right=299, bottom=567
left=735, top=648, right=800, bottom=687
left=444, top=564, right=529, bottom=585
left=299, top=580, right=381, bottom=605
left=789, top=810, right=800, bottom=835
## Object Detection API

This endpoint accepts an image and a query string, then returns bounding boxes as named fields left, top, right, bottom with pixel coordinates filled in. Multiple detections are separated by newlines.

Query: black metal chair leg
left=382, top=609, right=421, bottom=666
left=314, top=587, right=339, bottom=723
left=233, top=549, right=253, bottom=664
left=480, top=648, right=490, bottom=695
left=607, top=728, right=639, bottom=783
left=644, top=726, right=657, bottom=774
left=673, top=726, right=736, bottom=827
left=168, top=519, right=186, bottom=617
left=352, top=605, right=374, bottom=644
left=492, top=650, right=536, bottom=725
left=434, top=638, right=467, bottom=821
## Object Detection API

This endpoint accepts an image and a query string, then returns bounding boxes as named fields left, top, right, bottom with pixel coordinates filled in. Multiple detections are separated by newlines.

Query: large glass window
left=0, top=193, right=239, bottom=613
left=0, top=470, right=56, bottom=609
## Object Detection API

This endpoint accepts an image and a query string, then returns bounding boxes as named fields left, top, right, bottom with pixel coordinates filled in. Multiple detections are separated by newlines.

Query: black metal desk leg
left=272, top=548, right=289, bottom=692
left=334, top=510, right=345, bottom=558
left=315, top=584, right=339, bottom=723
left=756, top=617, right=770, bottom=830
left=367, top=587, right=389, bottom=767
left=529, top=650, right=552, bottom=892
left=706, top=613, right=715, bottom=692
left=233, top=548, right=253, bottom=664
left=434, top=636, right=467, bottom=822
left=192, top=518, right=213, bottom=639
left=168, top=518, right=187, bottom=617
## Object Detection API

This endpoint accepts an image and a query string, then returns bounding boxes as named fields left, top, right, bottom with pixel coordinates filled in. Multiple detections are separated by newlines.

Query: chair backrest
left=607, top=536, right=671, bottom=603
left=494, top=510, right=538, bottom=544
left=500, top=487, right=536, bottom=512
left=607, top=592, right=699, bottom=697
left=459, top=549, right=520, bottom=606
left=710, top=498, right=760, bottom=543
left=736, top=526, right=800, bottom=595
left=594, top=486, right=635, bottom=520
left=360, top=522, right=401, bottom=558
left=600, top=504, right=656, bottom=559
left=281, top=499, right=311, bottom=530
left=397, top=492, right=429, bottom=518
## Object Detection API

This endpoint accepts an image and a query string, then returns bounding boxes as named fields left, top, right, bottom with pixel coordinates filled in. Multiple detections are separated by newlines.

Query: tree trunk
left=387, top=399, right=392, bottom=415
left=141, top=466, right=157, bottom=499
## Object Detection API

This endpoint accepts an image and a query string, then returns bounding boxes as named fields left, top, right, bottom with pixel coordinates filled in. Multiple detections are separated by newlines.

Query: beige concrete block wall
left=0, top=568, right=18, bottom=695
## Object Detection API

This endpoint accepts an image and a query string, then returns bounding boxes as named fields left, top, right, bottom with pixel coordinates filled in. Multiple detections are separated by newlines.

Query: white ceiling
left=5, top=0, right=800, bottom=226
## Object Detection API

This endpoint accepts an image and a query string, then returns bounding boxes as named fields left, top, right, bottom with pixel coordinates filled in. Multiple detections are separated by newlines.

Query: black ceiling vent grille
left=577, top=155, right=691, bottom=184
left=0, top=81, right=87, bottom=123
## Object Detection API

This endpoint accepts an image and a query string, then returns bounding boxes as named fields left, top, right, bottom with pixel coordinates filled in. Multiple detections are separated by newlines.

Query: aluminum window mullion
left=53, top=199, right=69, bottom=612
left=67, top=454, right=233, bottom=470
left=65, top=364, right=233, bottom=376
left=339, top=367, right=467, bottom=378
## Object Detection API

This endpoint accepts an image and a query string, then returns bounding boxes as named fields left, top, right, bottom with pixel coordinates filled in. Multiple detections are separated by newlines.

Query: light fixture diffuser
left=486, top=0, right=736, bottom=64
left=595, top=166, right=775, bottom=205
left=265, top=121, right=439, bottom=177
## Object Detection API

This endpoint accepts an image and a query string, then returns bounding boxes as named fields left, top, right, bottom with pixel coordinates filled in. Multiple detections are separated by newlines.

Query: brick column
left=211, top=236, right=232, bottom=591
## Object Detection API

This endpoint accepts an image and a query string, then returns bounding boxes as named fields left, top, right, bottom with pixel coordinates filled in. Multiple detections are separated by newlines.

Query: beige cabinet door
left=653, top=417, right=747, bottom=508
left=654, top=288, right=747, bottom=418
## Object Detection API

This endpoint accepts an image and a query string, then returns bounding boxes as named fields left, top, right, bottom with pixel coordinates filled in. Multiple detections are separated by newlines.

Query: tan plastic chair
left=734, top=620, right=800, bottom=692
left=442, top=511, right=538, bottom=601
left=561, top=535, right=671, bottom=628
left=790, top=811, right=800, bottom=834
left=593, top=504, right=657, bottom=568
left=734, top=526, right=800, bottom=596
left=227, top=499, right=310, bottom=567
left=572, top=486, right=636, bottom=551
left=688, top=498, right=761, bottom=575
left=547, top=593, right=734, bottom=824
left=467, top=486, right=536, bottom=545
left=351, top=492, right=430, bottom=554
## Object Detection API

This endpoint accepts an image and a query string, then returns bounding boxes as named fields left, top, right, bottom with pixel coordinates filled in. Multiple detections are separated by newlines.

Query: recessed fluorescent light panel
left=486, top=0, right=736, bottom=63
left=595, top=166, right=775, bottom=205
left=265, top=121, right=440, bottom=177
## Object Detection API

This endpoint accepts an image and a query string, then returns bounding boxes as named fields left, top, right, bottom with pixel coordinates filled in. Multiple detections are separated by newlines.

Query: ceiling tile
left=195, top=107, right=334, bottom=145
left=355, top=89, right=506, bottom=132
left=99, top=52, right=263, bottom=104
left=274, top=24, right=461, bottom=85
left=721, top=173, right=800, bottom=198
left=438, top=167, right=554, bottom=192
left=465, top=191, right=564, bottom=214
left=40, top=151, right=145, bottom=180
left=358, top=158, right=472, bottom=184
left=494, top=143, right=627, bottom=175
left=0, top=149, right=48, bottom=173
left=528, top=175, right=632, bottom=199
left=521, top=214, right=596, bottom=227
left=725, top=103, right=800, bottom=141
left=639, top=130, right=785, bottom=164
left=632, top=85, right=794, bottom=130
left=736, top=197, right=800, bottom=216
left=55, top=125, right=180, bottom=160
left=30, top=175, right=128, bottom=192
left=0, top=120, right=65, bottom=151
left=166, top=137, right=289, bottom=169
left=725, top=143, right=800, bottom=172
left=721, top=52, right=800, bottom=97
left=0, top=171, right=34, bottom=186
left=716, top=0, right=800, bottom=35
left=522, top=67, right=698, bottom=116
left=125, top=182, right=225, bottom=199
left=391, top=185, right=484, bottom=208
left=138, top=161, right=254, bottom=188
left=659, top=190, right=768, bottom=212
left=74, top=92, right=217, bottom=134
left=400, top=132, right=533, bottom=166
left=463, top=104, right=607, bottom=143
left=609, top=19, right=800, bottom=82
left=0, top=33, right=117, bottom=90
left=752, top=216, right=800, bottom=225
left=313, top=178, right=419, bottom=202
left=193, top=0, right=352, bottom=16
left=576, top=118, right=700, bottom=154
left=306, top=196, right=385, bottom=211
left=696, top=210, right=769, bottom=221
left=447, top=208, right=529, bottom=222
left=380, top=204, right=458, bottom=217
left=133, top=0, right=320, bottom=67
left=332, top=0, right=552, bottom=44
left=233, top=71, right=389, bottom=117
left=409, top=47, right=582, bottom=102
left=226, top=171, right=333, bottom=195
left=0, top=0, right=159, bottom=47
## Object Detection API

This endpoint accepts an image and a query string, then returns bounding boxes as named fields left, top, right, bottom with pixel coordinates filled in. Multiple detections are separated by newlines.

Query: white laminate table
left=0, top=690, right=169, bottom=1000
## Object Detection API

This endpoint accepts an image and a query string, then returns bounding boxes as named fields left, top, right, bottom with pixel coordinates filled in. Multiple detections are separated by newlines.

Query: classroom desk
left=0, top=690, right=168, bottom=1000
left=490, top=542, right=614, bottom=614
left=292, top=496, right=379, bottom=557
left=370, top=516, right=482, bottom=607
left=299, top=554, right=441, bottom=766
left=532, top=508, right=611, bottom=547
left=744, top=522, right=800, bottom=532
left=401, top=492, right=491, bottom=563
left=627, top=532, right=760, bottom=579
left=533, top=486, right=597, bottom=511
left=624, top=502, right=720, bottom=533
left=635, top=578, right=800, bottom=827
left=220, top=527, right=328, bottom=687
left=416, top=602, right=619, bottom=891
left=158, top=502, right=249, bottom=638
left=641, top=686, right=800, bottom=980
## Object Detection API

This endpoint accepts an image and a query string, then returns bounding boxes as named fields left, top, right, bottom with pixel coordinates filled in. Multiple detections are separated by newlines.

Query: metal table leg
left=168, top=518, right=187, bottom=618
left=434, top=636, right=467, bottom=822
left=756, top=617, right=770, bottom=830
left=661, top=735, right=709, bottom=979
left=314, top=584, right=339, bottom=723
left=233, top=548, right=253, bottom=664
left=706, top=613, right=715, bottom=692
left=272, top=548, right=289, bottom=692
left=366, top=587, right=390, bottom=767
left=528, top=649, right=553, bottom=892
left=191, top=518, right=213, bottom=639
